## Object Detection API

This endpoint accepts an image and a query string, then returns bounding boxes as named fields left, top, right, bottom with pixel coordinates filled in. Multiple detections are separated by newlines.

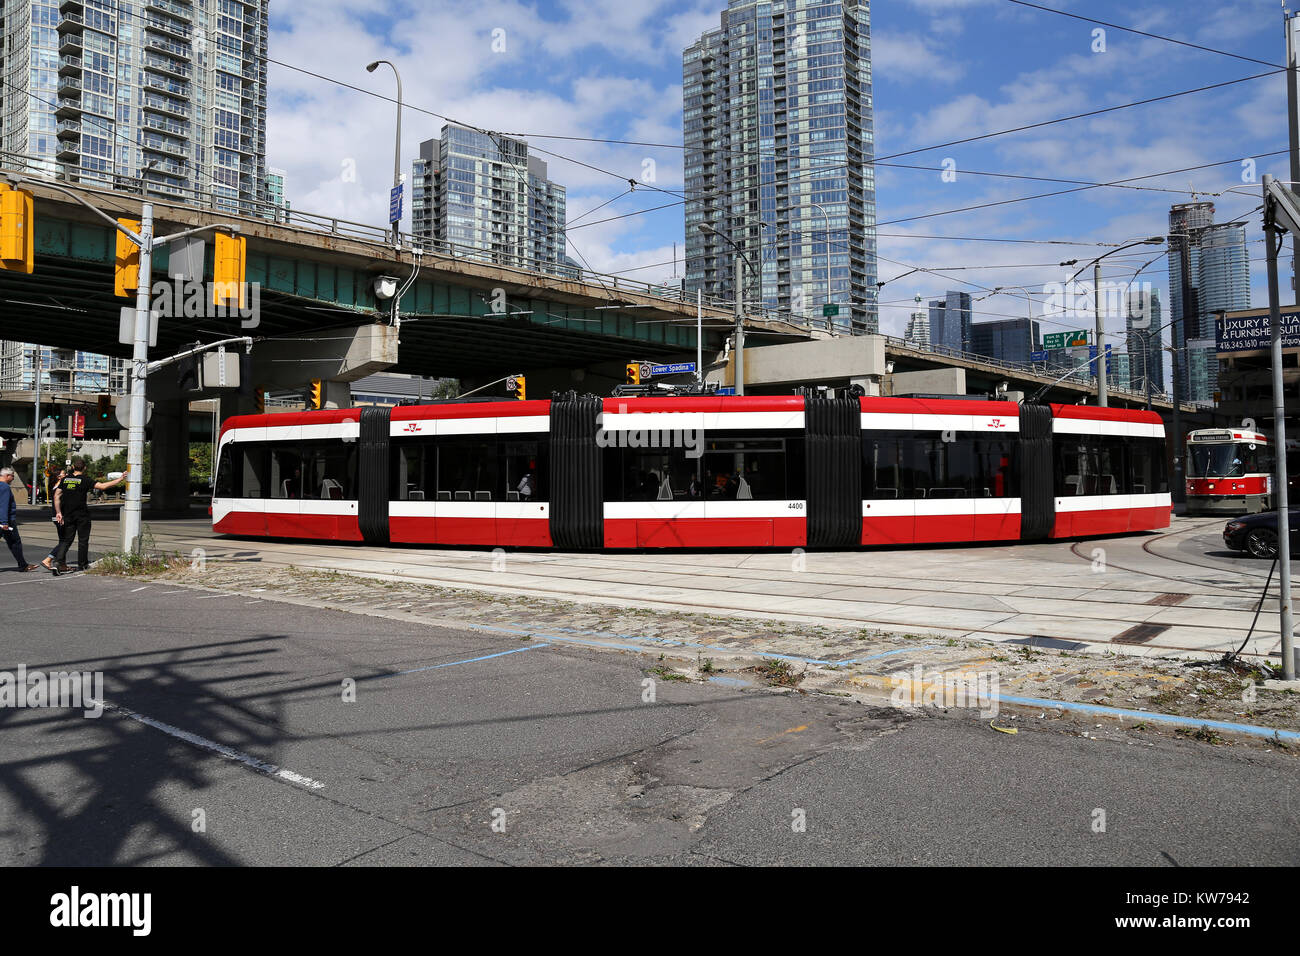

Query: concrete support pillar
left=323, top=380, right=350, bottom=410
left=145, top=398, right=191, bottom=516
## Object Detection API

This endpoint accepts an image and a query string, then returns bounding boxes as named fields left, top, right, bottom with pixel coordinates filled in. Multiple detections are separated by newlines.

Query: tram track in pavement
left=110, top=523, right=1276, bottom=661
left=1069, top=519, right=1275, bottom=593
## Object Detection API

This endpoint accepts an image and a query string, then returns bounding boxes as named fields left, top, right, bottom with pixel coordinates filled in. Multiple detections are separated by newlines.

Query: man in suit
left=0, top=466, right=38, bottom=571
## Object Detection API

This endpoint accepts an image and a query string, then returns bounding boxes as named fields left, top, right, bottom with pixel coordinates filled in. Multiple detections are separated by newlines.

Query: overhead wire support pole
left=1263, top=172, right=1297, bottom=680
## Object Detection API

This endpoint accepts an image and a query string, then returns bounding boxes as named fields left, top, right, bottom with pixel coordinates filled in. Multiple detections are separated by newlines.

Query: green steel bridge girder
left=31, top=215, right=699, bottom=349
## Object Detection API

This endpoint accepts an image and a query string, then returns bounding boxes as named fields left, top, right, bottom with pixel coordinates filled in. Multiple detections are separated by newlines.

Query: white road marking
left=131, top=586, right=150, bottom=593
left=93, top=698, right=324, bottom=790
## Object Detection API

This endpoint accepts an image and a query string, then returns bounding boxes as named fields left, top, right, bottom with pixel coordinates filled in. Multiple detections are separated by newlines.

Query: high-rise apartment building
left=928, top=291, right=971, bottom=353
left=683, top=0, right=877, bottom=334
left=0, top=0, right=271, bottom=215
left=904, top=292, right=929, bottom=347
left=1125, top=289, right=1164, bottom=397
left=1168, top=202, right=1249, bottom=405
left=0, top=341, right=126, bottom=393
left=969, top=317, right=1039, bottom=365
left=411, top=125, right=567, bottom=273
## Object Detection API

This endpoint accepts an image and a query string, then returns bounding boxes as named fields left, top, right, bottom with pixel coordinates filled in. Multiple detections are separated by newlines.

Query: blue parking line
left=999, top=693, right=1300, bottom=743
left=388, top=642, right=550, bottom=676
left=835, top=646, right=938, bottom=666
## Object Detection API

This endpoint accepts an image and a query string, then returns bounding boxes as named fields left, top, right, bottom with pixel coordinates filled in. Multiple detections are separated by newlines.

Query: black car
left=1223, top=510, right=1300, bottom=558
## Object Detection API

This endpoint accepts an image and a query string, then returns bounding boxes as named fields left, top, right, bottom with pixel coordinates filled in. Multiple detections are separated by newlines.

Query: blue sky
left=266, top=0, right=1287, bottom=341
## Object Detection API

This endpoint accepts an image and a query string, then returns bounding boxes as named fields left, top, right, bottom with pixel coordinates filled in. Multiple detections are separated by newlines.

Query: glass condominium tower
left=0, top=0, right=271, bottom=215
left=1168, top=202, right=1249, bottom=405
left=683, top=0, right=877, bottom=334
left=412, top=124, right=567, bottom=274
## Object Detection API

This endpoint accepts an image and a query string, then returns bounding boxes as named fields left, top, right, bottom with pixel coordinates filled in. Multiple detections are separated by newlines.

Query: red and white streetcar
left=211, top=392, right=1171, bottom=549
left=1185, top=427, right=1272, bottom=516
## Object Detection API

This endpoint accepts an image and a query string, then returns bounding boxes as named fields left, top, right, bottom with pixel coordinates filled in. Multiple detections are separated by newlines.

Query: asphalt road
left=0, top=570, right=1296, bottom=866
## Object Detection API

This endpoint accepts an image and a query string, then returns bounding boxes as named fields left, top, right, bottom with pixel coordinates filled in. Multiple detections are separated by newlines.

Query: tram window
left=269, top=448, right=304, bottom=499
left=605, top=446, right=701, bottom=501
left=702, top=434, right=796, bottom=500
left=1054, top=438, right=1097, bottom=496
left=438, top=438, right=499, bottom=501
left=301, top=440, right=357, bottom=500
left=971, top=438, right=1019, bottom=497
left=391, top=438, right=435, bottom=501
left=500, top=435, right=547, bottom=503
left=239, top=443, right=268, bottom=499
left=215, top=444, right=238, bottom=498
left=1130, top=438, right=1169, bottom=495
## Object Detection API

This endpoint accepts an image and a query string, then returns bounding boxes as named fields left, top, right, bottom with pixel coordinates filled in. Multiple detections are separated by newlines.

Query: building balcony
left=141, top=114, right=189, bottom=138
left=143, top=53, right=192, bottom=80
left=58, top=55, right=83, bottom=76
left=144, top=35, right=190, bottom=58
left=142, top=74, right=190, bottom=98
left=142, top=92, right=188, bottom=118
left=56, top=12, right=84, bottom=32
left=56, top=119, right=81, bottom=139
left=142, top=134, right=190, bottom=159
left=144, top=0, right=192, bottom=21
left=57, top=75, right=82, bottom=95
left=54, top=97, right=82, bottom=119
left=144, top=13, right=191, bottom=40
left=58, top=33, right=83, bottom=56
left=55, top=140, right=79, bottom=161
left=59, top=0, right=84, bottom=12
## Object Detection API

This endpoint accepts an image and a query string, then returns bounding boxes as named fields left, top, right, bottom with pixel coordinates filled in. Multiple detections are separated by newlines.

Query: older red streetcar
left=211, top=392, right=1171, bottom=549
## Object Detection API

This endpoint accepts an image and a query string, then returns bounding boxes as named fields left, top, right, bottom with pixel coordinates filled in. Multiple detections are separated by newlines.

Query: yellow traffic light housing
left=114, top=219, right=141, bottom=297
left=0, top=183, right=35, bottom=274
left=213, top=232, right=247, bottom=308
left=254, top=386, right=266, bottom=415
left=510, top=375, right=526, bottom=401
left=307, top=379, right=323, bottom=410
left=626, top=362, right=640, bottom=385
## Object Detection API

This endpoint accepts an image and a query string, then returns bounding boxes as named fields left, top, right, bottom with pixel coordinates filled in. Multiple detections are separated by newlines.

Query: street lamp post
left=366, top=59, right=403, bottom=247
left=810, top=202, right=831, bottom=330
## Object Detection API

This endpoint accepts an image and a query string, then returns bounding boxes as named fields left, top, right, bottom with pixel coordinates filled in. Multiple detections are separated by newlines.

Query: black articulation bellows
left=1018, top=402, right=1054, bottom=541
left=358, top=406, right=392, bottom=545
left=548, top=393, right=604, bottom=549
left=804, top=394, right=863, bottom=548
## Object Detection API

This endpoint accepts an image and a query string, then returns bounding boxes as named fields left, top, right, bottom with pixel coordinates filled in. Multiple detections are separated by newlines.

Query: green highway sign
left=822, top=303, right=840, bottom=317
left=1042, top=329, right=1089, bottom=350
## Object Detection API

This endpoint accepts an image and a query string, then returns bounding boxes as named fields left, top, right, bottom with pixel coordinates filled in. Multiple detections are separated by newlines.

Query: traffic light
left=0, top=183, right=35, bottom=274
left=307, top=379, right=323, bottom=410
left=96, top=394, right=112, bottom=421
left=506, top=374, right=526, bottom=401
left=626, top=362, right=640, bottom=385
left=213, top=231, right=247, bottom=308
left=114, top=218, right=141, bottom=297
left=254, top=386, right=266, bottom=415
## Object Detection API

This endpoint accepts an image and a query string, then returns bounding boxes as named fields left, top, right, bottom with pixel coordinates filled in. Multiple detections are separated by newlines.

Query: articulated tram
left=211, top=393, right=1171, bottom=549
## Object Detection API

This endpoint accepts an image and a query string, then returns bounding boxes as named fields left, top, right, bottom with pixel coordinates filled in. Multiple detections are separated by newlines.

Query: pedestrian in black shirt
left=50, top=458, right=127, bottom=573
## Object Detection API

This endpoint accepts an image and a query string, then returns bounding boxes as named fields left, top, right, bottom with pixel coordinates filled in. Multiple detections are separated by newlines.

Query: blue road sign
left=389, top=184, right=403, bottom=224
left=716, top=387, right=736, bottom=396
left=648, top=361, right=697, bottom=376
left=1030, top=350, right=1049, bottom=362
